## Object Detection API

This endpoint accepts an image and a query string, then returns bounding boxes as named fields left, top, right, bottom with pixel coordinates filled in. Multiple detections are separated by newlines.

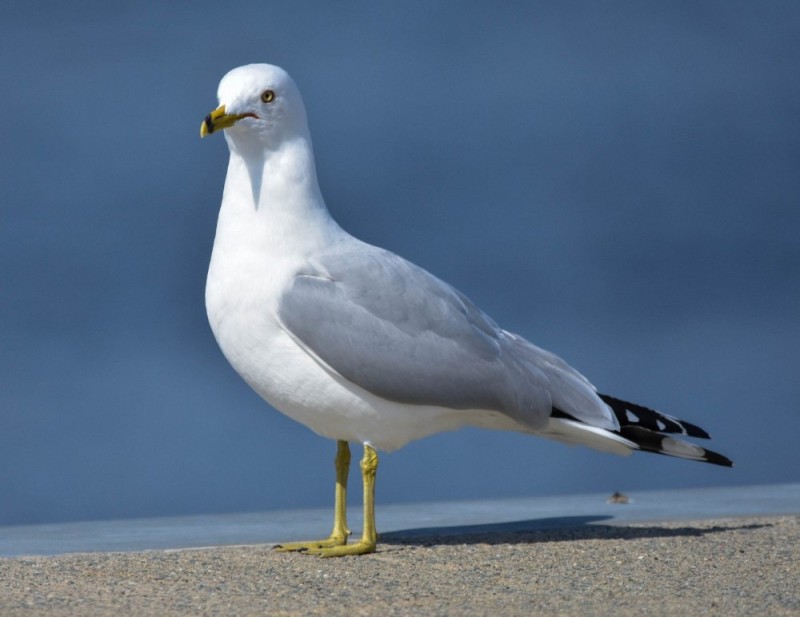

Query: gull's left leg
left=305, top=443, right=379, bottom=557
left=273, top=440, right=352, bottom=552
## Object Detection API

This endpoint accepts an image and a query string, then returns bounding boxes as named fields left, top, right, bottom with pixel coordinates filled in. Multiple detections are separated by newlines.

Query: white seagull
left=200, top=64, right=732, bottom=557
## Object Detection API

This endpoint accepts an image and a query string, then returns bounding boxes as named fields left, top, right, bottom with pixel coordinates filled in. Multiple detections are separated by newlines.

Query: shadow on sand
left=380, top=515, right=769, bottom=547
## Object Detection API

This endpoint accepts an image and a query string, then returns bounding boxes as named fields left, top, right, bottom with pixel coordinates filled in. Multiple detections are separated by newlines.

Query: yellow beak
left=200, top=105, right=258, bottom=138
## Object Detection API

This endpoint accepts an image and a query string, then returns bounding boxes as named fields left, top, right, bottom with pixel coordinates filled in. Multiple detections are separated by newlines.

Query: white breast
left=204, top=138, right=521, bottom=450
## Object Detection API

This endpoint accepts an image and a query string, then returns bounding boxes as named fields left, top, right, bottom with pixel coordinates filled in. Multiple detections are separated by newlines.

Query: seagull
left=200, top=63, right=732, bottom=557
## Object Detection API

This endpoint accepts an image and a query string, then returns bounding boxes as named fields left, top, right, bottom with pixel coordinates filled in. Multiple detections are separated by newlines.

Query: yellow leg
left=305, top=444, right=379, bottom=558
left=330, top=439, right=352, bottom=542
left=273, top=440, right=352, bottom=552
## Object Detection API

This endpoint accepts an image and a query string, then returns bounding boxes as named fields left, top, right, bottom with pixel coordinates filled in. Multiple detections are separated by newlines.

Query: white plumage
left=201, top=64, right=730, bottom=484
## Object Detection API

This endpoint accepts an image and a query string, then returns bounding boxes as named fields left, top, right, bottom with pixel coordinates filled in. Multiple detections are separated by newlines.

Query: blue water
left=1, top=2, right=799, bottom=526
left=2, top=484, right=798, bottom=557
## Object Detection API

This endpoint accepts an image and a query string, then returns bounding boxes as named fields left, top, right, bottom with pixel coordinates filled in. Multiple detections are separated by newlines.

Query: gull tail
left=598, top=393, right=733, bottom=467
left=543, top=394, right=733, bottom=467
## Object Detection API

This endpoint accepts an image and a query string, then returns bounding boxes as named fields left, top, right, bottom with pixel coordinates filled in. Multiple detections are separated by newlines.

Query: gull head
left=200, top=64, right=308, bottom=150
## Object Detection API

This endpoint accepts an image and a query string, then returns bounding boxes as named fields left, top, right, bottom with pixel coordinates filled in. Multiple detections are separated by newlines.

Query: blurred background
left=2, top=1, right=798, bottom=526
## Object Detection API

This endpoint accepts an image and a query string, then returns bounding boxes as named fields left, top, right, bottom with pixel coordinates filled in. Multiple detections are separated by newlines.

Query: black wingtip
left=598, top=394, right=733, bottom=467
left=599, top=393, right=712, bottom=439
left=617, top=425, right=734, bottom=467
left=703, top=449, right=734, bottom=468
left=677, top=419, right=711, bottom=440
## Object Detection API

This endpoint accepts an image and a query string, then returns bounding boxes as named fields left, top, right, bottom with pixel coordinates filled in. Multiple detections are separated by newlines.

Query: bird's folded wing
left=277, top=246, right=553, bottom=428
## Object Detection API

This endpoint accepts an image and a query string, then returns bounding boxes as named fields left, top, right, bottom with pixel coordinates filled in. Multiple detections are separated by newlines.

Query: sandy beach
left=1, top=515, right=797, bottom=616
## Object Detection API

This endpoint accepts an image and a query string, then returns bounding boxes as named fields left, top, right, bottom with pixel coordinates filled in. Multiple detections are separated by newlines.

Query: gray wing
left=278, top=245, right=614, bottom=431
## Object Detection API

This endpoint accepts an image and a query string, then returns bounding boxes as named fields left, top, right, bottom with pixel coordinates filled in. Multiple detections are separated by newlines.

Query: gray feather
left=278, top=244, right=615, bottom=431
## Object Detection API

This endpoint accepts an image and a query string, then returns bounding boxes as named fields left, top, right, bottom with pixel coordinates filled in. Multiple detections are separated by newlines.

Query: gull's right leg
left=273, top=440, right=352, bottom=552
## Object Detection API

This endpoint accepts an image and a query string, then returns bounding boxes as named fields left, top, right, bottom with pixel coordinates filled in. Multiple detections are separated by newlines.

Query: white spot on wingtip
left=662, top=437, right=704, bottom=460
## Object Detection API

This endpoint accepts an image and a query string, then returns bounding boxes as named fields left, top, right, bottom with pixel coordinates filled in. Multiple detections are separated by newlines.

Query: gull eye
left=261, top=90, right=275, bottom=103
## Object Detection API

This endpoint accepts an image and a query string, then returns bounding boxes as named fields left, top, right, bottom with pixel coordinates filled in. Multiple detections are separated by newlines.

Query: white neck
left=212, top=134, right=344, bottom=260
